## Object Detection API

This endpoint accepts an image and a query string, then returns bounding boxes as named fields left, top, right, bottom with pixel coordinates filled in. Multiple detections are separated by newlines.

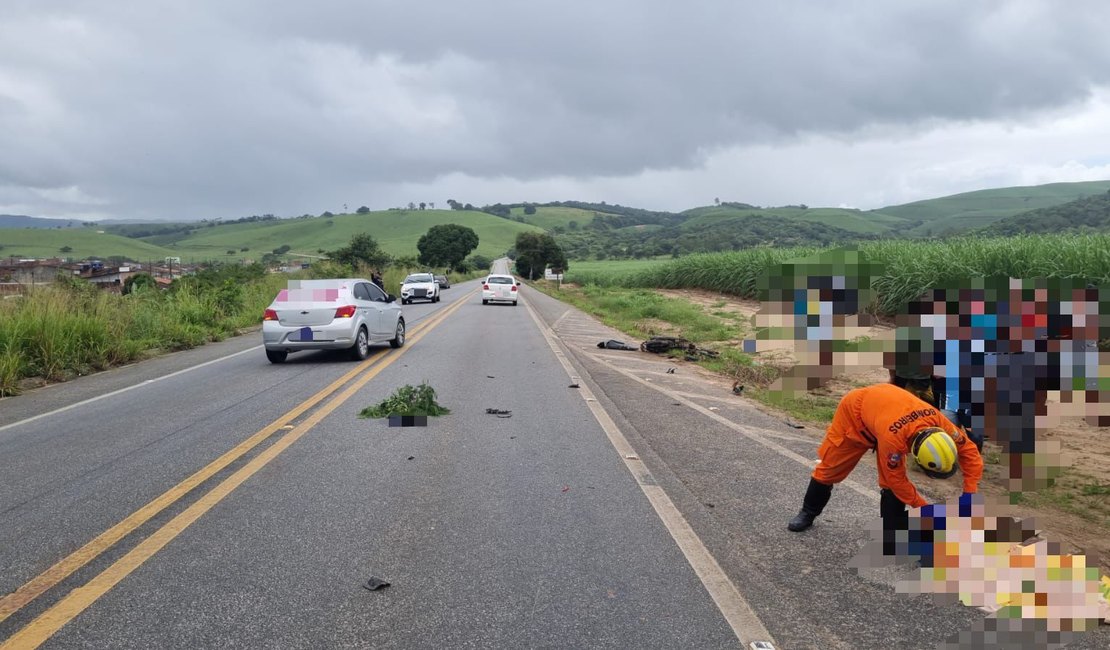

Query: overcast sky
left=3, top=1, right=1110, bottom=221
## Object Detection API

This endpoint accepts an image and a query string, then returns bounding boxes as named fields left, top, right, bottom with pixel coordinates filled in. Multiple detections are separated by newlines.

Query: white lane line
left=0, top=346, right=262, bottom=434
left=584, top=350, right=877, bottom=502
left=524, top=301, right=778, bottom=649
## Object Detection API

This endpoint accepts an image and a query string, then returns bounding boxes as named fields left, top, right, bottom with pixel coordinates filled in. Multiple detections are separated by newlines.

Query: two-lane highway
left=0, top=278, right=745, bottom=648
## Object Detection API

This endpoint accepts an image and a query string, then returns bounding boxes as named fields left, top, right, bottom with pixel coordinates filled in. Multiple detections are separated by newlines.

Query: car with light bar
left=481, top=274, right=520, bottom=306
left=399, top=273, right=440, bottom=304
left=262, top=278, right=404, bottom=364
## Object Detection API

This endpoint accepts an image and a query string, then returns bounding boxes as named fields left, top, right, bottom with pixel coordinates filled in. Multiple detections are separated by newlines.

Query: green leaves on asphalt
left=359, top=382, right=451, bottom=418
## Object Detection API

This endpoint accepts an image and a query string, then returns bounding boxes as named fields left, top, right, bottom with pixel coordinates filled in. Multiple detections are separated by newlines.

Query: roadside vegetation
left=564, top=233, right=1110, bottom=316
left=0, top=233, right=486, bottom=397
left=0, top=264, right=286, bottom=396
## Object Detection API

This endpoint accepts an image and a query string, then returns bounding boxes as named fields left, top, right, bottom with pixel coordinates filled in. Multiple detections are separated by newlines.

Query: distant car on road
left=434, top=274, right=451, bottom=289
left=482, top=274, right=520, bottom=306
left=400, top=273, right=440, bottom=304
left=262, top=278, right=404, bottom=364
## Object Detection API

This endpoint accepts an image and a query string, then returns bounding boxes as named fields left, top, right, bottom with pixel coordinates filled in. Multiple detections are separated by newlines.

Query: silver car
left=262, top=278, right=405, bottom=363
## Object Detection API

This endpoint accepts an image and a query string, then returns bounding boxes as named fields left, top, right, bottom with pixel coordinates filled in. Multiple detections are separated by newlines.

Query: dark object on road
left=364, top=577, right=391, bottom=591
left=568, top=383, right=580, bottom=388
left=388, top=415, right=428, bottom=427
left=732, top=382, right=743, bottom=394
left=597, top=340, right=637, bottom=351
left=561, top=485, right=570, bottom=493
left=407, top=456, right=415, bottom=460
left=487, top=375, right=495, bottom=378
left=486, top=408, right=512, bottom=418
left=784, top=420, right=804, bottom=429
left=641, top=336, right=720, bottom=359
left=666, top=368, right=676, bottom=374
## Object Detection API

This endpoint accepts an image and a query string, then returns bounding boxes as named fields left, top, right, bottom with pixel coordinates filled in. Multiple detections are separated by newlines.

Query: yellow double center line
left=1, top=294, right=471, bottom=649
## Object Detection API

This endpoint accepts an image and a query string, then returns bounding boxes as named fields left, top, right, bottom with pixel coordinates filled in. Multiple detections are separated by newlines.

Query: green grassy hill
left=977, top=190, right=1110, bottom=236
left=878, top=180, right=1110, bottom=236
left=680, top=205, right=911, bottom=235
left=508, top=206, right=606, bottom=230
left=0, top=228, right=178, bottom=261
left=141, top=209, right=542, bottom=262
left=3, top=210, right=542, bottom=264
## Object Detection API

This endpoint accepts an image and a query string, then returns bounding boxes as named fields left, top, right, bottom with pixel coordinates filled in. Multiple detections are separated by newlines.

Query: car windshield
left=488, top=277, right=513, bottom=284
left=404, top=274, right=434, bottom=283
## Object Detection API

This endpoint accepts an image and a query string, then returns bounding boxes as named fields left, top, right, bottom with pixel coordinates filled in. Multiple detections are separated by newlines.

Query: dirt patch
left=658, top=287, right=1110, bottom=573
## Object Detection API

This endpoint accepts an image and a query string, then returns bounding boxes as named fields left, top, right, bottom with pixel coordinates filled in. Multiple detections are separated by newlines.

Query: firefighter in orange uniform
left=787, top=382, right=984, bottom=532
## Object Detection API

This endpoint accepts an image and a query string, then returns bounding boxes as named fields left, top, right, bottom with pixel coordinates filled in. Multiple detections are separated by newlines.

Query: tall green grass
left=566, top=234, right=1109, bottom=316
left=0, top=271, right=288, bottom=397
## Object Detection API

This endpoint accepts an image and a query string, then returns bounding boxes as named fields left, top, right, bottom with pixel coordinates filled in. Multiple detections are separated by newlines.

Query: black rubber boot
left=787, top=478, right=833, bottom=532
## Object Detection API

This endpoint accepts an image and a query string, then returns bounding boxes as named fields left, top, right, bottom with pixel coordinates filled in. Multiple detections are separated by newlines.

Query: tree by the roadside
left=356, top=206, right=370, bottom=214
left=122, top=272, right=157, bottom=295
left=513, top=232, right=568, bottom=280
left=327, top=233, right=391, bottom=270
left=523, top=204, right=536, bottom=215
left=465, top=254, right=492, bottom=273
left=417, top=224, right=479, bottom=271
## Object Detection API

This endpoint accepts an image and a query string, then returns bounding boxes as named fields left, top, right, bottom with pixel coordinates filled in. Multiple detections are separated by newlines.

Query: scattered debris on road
left=732, top=382, right=744, bottom=395
left=597, top=339, right=638, bottom=351
left=561, top=485, right=570, bottom=493
left=407, top=456, right=415, bottom=460
left=784, top=419, right=805, bottom=429
left=666, top=368, right=676, bottom=374
left=568, top=383, right=580, bottom=388
left=363, top=577, right=391, bottom=591
left=641, top=336, right=720, bottom=359
left=486, top=408, right=512, bottom=418
left=624, top=454, right=640, bottom=460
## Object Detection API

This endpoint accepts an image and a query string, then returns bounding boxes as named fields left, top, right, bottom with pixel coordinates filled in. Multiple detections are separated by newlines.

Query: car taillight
left=511, top=285, right=517, bottom=292
left=263, top=309, right=278, bottom=321
left=482, top=284, right=489, bottom=290
left=334, top=305, right=356, bottom=318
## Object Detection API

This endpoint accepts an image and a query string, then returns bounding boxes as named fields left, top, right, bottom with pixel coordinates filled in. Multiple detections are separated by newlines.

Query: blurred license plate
left=294, top=327, right=314, bottom=341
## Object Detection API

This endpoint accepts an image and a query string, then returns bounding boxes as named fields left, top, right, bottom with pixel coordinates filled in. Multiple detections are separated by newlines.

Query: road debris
left=568, top=383, right=580, bottom=388
left=363, top=577, right=391, bottom=591
left=666, top=368, right=676, bottom=374
left=732, top=382, right=744, bottom=395
left=486, top=408, right=512, bottom=418
left=359, top=383, right=450, bottom=419
left=641, top=336, right=720, bottom=359
left=784, top=419, right=805, bottom=429
left=597, top=339, right=638, bottom=351
left=561, top=485, right=570, bottom=493
left=407, top=456, right=415, bottom=460
left=624, top=454, right=640, bottom=460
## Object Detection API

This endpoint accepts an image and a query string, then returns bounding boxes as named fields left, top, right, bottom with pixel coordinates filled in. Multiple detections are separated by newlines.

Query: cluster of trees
left=977, top=190, right=1110, bottom=237
left=513, top=232, right=567, bottom=280
left=556, top=215, right=873, bottom=260
left=417, top=224, right=479, bottom=271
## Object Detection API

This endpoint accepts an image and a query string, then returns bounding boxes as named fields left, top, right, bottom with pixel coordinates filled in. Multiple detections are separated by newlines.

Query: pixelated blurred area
left=744, top=247, right=888, bottom=392
left=850, top=494, right=1110, bottom=648
left=732, top=261, right=1109, bottom=583
left=891, top=278, right=1109, bottom=498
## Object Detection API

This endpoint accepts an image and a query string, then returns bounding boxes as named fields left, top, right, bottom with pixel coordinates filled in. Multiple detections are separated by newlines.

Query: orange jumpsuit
left=812, top=383, right=983, bottom=508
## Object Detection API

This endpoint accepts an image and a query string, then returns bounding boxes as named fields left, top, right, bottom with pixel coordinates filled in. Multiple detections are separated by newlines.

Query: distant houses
left=0, top=256, right=194, bottom=294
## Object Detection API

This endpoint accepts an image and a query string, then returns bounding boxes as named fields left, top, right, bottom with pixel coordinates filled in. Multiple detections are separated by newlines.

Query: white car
left=482, top=274, right=520, bottom=306
left=262, top=278, right=404, bottom=363
left=400, top=273, right=440, bottom=304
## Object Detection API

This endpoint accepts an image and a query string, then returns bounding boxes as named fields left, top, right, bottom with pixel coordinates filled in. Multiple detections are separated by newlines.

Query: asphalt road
left=1, top=274, right=1106, bottom=649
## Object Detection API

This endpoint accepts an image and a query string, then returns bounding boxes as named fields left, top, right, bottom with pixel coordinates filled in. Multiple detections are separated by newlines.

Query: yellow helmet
left=911, top=427, right=958, bottom=479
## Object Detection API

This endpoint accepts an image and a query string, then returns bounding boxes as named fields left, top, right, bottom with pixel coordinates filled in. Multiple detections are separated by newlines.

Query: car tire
left=512, top=300, right=518, bottom=306
left=266, top=350, right=288, bottom=364
left=482, top=299, right=488, bottom=305
left=389, top=319, right=406, bottom=348
left=349, top=327, right=371, bottom=361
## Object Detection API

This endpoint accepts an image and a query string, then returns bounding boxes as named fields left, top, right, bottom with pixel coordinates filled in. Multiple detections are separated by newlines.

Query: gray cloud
left=2, top=1, right=1109, bottom=219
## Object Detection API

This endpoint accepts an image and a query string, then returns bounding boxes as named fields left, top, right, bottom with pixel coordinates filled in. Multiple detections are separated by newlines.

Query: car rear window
left=488, top=277, right=513, bottom=284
